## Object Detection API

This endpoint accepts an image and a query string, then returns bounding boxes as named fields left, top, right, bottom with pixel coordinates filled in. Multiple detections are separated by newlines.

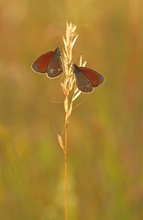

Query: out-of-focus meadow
left=0, top=0, right=143, bottom=219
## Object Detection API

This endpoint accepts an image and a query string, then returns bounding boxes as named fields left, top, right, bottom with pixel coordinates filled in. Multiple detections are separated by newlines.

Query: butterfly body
left=32, top=47, right=63, bottom=78
left=73, top=64, right=104, bottom=93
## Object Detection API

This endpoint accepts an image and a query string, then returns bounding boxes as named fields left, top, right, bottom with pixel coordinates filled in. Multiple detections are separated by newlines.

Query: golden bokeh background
left=0, top=0, right=143, bottom=219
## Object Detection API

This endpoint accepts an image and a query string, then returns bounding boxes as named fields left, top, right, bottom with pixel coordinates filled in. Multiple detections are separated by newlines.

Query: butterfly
left=73, top=64, right=104, bottom=93
left=31, top=47, right=63, bottom=78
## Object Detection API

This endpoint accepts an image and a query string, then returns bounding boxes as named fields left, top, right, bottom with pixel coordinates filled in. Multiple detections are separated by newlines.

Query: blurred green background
left=0, top=0, right=143, bottom=219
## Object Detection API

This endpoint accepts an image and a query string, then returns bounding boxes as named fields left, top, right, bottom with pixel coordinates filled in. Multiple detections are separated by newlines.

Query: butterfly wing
left=32, top=51, right=54, bottom=73
left=73, top=64, right=104, bottom=93
left=47, top=47, right=63, bottom=78
left=73, top=64, right=93, bottom=93
left=79, top=67, right=104, bottom=87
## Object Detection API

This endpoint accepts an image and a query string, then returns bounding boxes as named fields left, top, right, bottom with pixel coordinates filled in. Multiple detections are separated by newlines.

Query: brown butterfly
left=73, top=64, right=104, bottom=93
left=31, top=47, right=63, bottom=78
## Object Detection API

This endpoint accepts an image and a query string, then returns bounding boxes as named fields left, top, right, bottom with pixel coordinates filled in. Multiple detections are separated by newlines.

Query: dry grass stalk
left=58, top=22, right=79, bottom=150
left=57, top=22, right=86, bottom=220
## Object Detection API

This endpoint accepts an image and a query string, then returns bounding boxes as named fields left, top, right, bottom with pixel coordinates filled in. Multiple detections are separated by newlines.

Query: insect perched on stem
left=31, top=47, right=63, bottom=78
left=73, top=64, right=104, bottom=93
